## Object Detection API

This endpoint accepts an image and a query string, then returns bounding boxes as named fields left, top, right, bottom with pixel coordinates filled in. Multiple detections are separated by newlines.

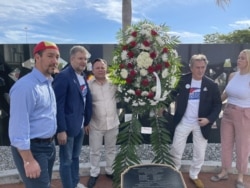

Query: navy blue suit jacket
left=53, top=65, right=92, bottom=137
left=170, top=73, right=222, bottom=140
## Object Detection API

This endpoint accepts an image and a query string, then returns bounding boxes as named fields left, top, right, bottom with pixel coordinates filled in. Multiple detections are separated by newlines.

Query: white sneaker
left=75, top=183, right=87, bottom=188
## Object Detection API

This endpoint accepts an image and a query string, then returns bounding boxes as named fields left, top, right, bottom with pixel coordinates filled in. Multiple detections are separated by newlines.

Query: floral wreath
left=109, top=20, right=182, bottom=187
left=109, top=20, right=182, bottom=113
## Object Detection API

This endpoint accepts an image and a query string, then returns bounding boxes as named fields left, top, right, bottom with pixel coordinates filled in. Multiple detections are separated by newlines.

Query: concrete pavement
left=1, top=160, right=250, bottom=187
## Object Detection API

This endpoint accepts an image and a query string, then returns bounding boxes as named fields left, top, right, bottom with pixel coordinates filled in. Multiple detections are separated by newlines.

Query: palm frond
left=216, top=0, right=230, bottom=8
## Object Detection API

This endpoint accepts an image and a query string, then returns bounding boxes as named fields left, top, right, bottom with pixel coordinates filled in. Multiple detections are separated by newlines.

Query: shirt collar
left=32, top=67, right=53, bottom=84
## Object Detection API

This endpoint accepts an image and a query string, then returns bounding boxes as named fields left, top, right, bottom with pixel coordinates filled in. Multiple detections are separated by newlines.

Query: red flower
left=127, top=51, right=134, bottom=58
left=143, top=40, right=150, bottom=47
left=131, top=31, right=137, bottom=37
left=162, top=47, right=168, bottom=53
left=122, top=45, right=128, bottom=50
left=130, top=41, right=136, bottom=47
left=165, top=61, right=170, bottom=68
left=155, top=64, right=162, bottom=71
left=148, top=66, right=155, bottom=74
left=147, top=91, right=155, bottom=99
left=130, top=70, right=137, bottom=77
left=126, top=77, right=133, bottom=84
left=151, top=30, right=158, bottom=36
left=135, top=89, right=142, bottom=96
left=119, top=64, right=125, bottom=69
left=127, top=62, right=134, bottom=69
left=150, top=52, right=157, bottom=59
left=141, top=79, right=149, bottom=87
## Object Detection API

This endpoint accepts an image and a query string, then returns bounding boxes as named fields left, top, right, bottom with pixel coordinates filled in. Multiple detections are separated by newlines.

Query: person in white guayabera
left=85, top=58, right=119, bottom=188
left=169, top=54, right=222, bottom=188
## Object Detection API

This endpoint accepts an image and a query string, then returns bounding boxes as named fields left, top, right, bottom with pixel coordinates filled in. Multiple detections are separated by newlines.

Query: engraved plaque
left=121, top=164, right=186, bottom=188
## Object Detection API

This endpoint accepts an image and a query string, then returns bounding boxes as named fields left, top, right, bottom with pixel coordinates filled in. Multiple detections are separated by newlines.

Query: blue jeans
left=59, top=130, right=84, bottom=188
left=11, top=142, right=56, bottom=188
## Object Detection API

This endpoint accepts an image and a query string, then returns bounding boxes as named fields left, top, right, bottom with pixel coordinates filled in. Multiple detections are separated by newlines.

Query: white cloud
left=211, top=26, right=219, bottom=31
left=0, top=0, right=246, bottom=44
left=229, top=19, right=250, bottom=30
left=0, top=0, right=73, bottom=23
left=81, top=0, right=198, bottom=24
left=82, top=0, right=120, bottom=22
left=0, top=0, right=80, bottom=43
left=168, top=31, right=203, bottom=43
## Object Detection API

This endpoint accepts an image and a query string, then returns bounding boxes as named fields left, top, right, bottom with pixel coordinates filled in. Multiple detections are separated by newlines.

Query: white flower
left=162, top=69, right=168, bottom=79
left=140, top=43, right=150, bottom=51
left=139, top=101, right=146, bottom=106
left=156, top=36, right=164, bottom=46
left=141, top=91, right=149, bottom=96
left=117, top=85, right=122, bottom=92
left=126, top=36, right=135, bottom=44
left=134, top=77, right=141, bottom=88
left=125, top=27, right=133, bottom=35
left=140, top=29, right=151, bottom=37
left=132, top=101, right=139, bottom=106
left=149, top=100, right=158, bottom=106
left=172, top=49, right=178, bottom=58
left=140, top=69, right=148, bottom=76
left=141, top=23, right=153, bottom=30
left=120, top=69, right=128, bottom=79
left=121, top=50, right=127, bottom=60
left=124, top=97, right=131, bottom=102
left=162, top=53, right=168, bottom=62
left=151, top=86, right=156, bottom=92
left=113, top=55, right=118, bottom=63
left=127, top=89, right=135, bottom=95
left=137, top=52, right=153, bottom=69
left=134, top=83, right=140, bottom=88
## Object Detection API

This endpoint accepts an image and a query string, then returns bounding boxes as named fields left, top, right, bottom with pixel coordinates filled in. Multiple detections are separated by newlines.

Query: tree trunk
left=122, top=0, right=132, bottom=32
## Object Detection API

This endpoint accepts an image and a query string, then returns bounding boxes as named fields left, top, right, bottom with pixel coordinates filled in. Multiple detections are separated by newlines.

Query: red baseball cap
left=33, top=41, right=59, bottom=55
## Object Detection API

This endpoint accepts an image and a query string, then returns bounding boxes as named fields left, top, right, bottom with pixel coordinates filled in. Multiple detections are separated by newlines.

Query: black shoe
left=87, top=176, right=98, bottom=188
left=106, top=174, right=113, bottom=180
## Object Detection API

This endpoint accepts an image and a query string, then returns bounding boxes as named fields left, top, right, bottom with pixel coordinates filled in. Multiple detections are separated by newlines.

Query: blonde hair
left=70, top=45, right=91, bottom=59
left=241, top=49, right=250, bottom=73
left=189, top=54, right=208, bottom=67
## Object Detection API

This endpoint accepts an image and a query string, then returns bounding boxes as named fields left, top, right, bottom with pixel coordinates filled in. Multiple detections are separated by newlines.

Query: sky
left=0, top=0, right=249, bottom=44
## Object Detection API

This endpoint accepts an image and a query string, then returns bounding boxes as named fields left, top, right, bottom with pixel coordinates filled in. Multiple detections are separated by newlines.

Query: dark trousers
left=11, top=141, right=56, bottom=188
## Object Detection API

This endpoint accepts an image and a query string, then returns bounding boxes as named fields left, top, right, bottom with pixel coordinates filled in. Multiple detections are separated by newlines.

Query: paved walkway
left=0, top=172, right=250, bottom=188
left=1, top=160, right=250, bottom=188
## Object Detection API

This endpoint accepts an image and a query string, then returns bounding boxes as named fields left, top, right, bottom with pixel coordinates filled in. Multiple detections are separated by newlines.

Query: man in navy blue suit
left=169, top=54, right=222, bottom=188
left=53, top=45, right=92, bottom=188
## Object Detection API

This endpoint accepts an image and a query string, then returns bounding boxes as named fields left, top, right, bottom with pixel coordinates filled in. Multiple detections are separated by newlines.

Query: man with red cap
left=9, top=41, right=60, bottom=188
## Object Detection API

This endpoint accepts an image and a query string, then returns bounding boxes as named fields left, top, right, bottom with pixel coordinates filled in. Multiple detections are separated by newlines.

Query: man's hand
left=198, top=118, right=209, bottom=127
left=57, top=131, right=67, bottom=145
left=24, top=159, right=41, bottom=179
left=85, top=125, right=90, bottom=135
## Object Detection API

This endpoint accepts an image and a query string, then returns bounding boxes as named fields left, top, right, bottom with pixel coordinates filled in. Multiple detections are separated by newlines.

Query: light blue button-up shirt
left=9, top=68, right=57, bottom=150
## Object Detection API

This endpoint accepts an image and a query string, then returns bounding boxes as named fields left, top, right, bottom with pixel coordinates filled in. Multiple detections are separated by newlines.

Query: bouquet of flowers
left=109, top=20, right=181, bottom=113
left=109, top=20, right=182, bottom=187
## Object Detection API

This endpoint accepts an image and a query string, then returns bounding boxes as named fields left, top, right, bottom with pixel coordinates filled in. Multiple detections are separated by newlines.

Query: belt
left=30, top=137, right=54, bottom=143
